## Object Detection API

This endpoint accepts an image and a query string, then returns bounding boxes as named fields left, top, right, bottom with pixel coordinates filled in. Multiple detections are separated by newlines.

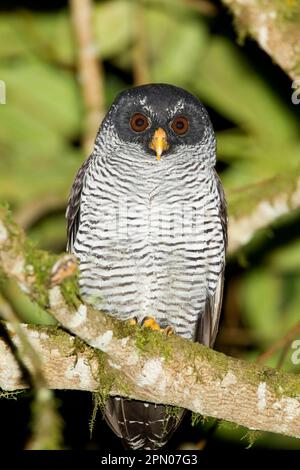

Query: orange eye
left=130, top=113, right=149, bottom=132
left=171, top=116, right=189, bottom=135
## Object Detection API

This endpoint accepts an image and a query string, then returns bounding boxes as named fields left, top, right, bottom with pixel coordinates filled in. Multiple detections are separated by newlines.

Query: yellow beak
left=150, top=128, right=169, bottom=160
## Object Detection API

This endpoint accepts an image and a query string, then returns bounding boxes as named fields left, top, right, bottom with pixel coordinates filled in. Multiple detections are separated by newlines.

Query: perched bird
left=66, top=84, right=227, bottom=450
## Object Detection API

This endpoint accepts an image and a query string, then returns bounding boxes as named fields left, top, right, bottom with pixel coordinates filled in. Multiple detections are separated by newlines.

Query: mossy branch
left=1, top=206, right=300, bottom=438
left=228, top=171, right=300, bottom=253
left=222, top=0, right=300, bottom=81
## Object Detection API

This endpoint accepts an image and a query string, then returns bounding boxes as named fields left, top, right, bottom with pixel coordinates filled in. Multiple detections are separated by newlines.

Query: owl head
left=97, top=83, right=216, bottom=166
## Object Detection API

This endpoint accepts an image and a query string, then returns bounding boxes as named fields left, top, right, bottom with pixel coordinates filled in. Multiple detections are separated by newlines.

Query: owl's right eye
left=130, top=113, right=150, bottom=132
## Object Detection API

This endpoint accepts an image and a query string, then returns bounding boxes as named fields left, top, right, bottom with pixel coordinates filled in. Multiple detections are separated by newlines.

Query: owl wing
left=196, top=171, right=227, bottom=347
left=66, top=155, right=93, bottom=252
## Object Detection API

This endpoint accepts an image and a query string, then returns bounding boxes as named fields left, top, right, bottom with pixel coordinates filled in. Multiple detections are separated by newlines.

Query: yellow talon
left=143, top=317, right=161, bottom=331
left=142, top=317, right=173, bottom=335
left=164, top=326, right=173, bottom=336
left=128, top=318, right=137, bottom=326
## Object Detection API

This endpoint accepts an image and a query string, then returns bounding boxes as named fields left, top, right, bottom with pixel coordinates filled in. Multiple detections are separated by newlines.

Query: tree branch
left=0, top=296, right=63, bottom=449
left=69, top=0, right=105, bottom=154
left=1, top=206, right=300, bottom=439
left=222, top=0, right=300, bottom=81
left=132, top=2, right=150, bottom=86
left=228, top=171, right=300, bottom=253
left=2, top=318, right=300, bottom=439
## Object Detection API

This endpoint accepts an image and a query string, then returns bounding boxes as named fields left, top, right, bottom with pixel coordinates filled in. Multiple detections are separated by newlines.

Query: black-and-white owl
left=66, top=84, right=227, bottom=450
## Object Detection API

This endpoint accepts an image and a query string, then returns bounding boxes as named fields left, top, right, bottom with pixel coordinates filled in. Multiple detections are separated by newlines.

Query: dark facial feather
left=103, top=83, right=213, bottom=155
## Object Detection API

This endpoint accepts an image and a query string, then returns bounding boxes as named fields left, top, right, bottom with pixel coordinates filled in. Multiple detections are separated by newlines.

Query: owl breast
left=73, top=155, right=223, bottom=340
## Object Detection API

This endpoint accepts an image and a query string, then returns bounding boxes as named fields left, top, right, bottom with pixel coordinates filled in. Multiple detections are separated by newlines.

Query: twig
left=276, top=342, right=291, bottom=371
left=183, top=0, right=216, bottom=15
left=228, top=172, right=300, bottom=254
left=133, top=2, right=150, bottom=86
left=257, top=319, right=300, bottom=365
left=69, top=0, right=105, bottom=154
left=0, top=295, right=63, bottom=450
left=222, top=0, right=300, bottom=81
left=1, top=207, right=300, bottom=439
left=14, top=195, right=66, bottom=230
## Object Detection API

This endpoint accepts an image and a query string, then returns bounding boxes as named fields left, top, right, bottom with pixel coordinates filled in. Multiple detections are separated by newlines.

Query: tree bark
left=222, top=0, right=300, bottom=81
left=228, top=172, right=300, bottom=253
left=1, top=206, right=300, bottom=439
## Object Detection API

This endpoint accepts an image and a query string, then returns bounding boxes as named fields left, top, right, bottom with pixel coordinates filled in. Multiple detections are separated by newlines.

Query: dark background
left=0, top=0, right=300, bottom=450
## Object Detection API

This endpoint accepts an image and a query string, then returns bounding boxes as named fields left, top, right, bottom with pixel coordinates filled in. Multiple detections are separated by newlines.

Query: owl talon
left=142, top=317, right=161, bottom=331
left=142, top=317, right=173, bottom=335
left=128, top=317, right=138, bottom=327
left=164, top=326, right=173, bottom=336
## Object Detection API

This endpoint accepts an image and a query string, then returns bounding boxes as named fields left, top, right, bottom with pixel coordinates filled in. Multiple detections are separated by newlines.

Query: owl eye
left=130, top=113, right=149, bottom=132
left=171, top=116, right=189, bottom=135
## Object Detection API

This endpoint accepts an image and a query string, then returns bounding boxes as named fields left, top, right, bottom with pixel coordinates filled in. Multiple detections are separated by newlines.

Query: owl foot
left=142, top=317, right=173, bottom=336
left=127, top=317, right=138, bottom=327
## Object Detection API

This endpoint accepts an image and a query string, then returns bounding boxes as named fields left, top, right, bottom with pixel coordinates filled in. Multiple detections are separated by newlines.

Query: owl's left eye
left=171, top=116, right=189, bottom=135
left=130, top=113, right=150, bottom=132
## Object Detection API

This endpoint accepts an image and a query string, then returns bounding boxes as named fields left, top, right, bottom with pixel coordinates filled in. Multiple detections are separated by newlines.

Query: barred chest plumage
left=73, top=151, right=224, bottom=340
left=67, top=84, right=227, bottom=450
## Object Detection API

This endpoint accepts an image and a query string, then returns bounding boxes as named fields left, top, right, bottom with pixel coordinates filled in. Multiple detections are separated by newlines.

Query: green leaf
left=0, top=11, right=74, bottom=65
left=242, top=269, right=281, bottom=342
left=147, top=6, right=208, bottom=85
left=194, top=37, right=299, bottom=142
left=93, top=0, right=133, bottom=59
left=0, top=60, right=81, bottom=139
left=145, top=4, right=208, bottom=86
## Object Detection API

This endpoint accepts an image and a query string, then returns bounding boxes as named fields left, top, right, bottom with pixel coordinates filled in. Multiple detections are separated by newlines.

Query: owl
left=66, top=84, right=227, bottom=449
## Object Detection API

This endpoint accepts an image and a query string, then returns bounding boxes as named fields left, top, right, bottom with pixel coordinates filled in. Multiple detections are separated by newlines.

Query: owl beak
left=150, top=128, right=169, bottom=160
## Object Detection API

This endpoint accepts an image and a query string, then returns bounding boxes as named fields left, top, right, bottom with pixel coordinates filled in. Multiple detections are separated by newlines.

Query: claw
left=128, top=317, right=138, bottom=327
left=164, top=326, right=173, bottom=336
left=142, top=317, right=173, bottom=335
left=142, top=317, right=161, bottom=331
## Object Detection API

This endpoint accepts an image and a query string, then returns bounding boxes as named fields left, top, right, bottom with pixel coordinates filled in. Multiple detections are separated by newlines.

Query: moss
left=274, top=0, right=300, bottom=22
left=184, top=339, right=300, bottom=404
left=239, top=360, right=300, bottom=400
left=161, top=405, right=184, bottom=435
left=165, top=404, right=183, bottom=419
left=89, top=350, right=119, bottom=436
left=71, top=335, right=90, bottom=359
left=25, top=240, right=58, bottom=308
left=134, top=325, right=174, bottom=361
left=89, top=391, right=104, bottom=438
left=241, top=429, right=262, bottom=449
left=184, top=340, right=230, bottom=382
left=59, top=272, right=81, bottom=309
left=0, top=204, right=18, bottom=238
left=110, top=315, right=180, bottom=362
left=112, top=316, right=137, bottom=340
left=0, top=390, right=25, bottom=400
left=191, top=412, right=209, bottom=428
left=228, top=170, right=299, bottom=220
left=115, top=374, right=133, bottom=398
left=0, top=265, right=7, bottom=287
left=226, top=355, right=300, bottom=403
left=263, top=368, right=300, bottom=399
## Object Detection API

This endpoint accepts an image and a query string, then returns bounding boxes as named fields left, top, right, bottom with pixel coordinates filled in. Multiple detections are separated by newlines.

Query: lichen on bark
left=222, top=0, right=300, bottom=81
left=2, top=205, right=300, bottom=439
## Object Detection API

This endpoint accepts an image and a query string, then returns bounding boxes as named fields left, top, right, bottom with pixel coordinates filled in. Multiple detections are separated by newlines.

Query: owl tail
left=104, top=397, right=185, bottom=450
